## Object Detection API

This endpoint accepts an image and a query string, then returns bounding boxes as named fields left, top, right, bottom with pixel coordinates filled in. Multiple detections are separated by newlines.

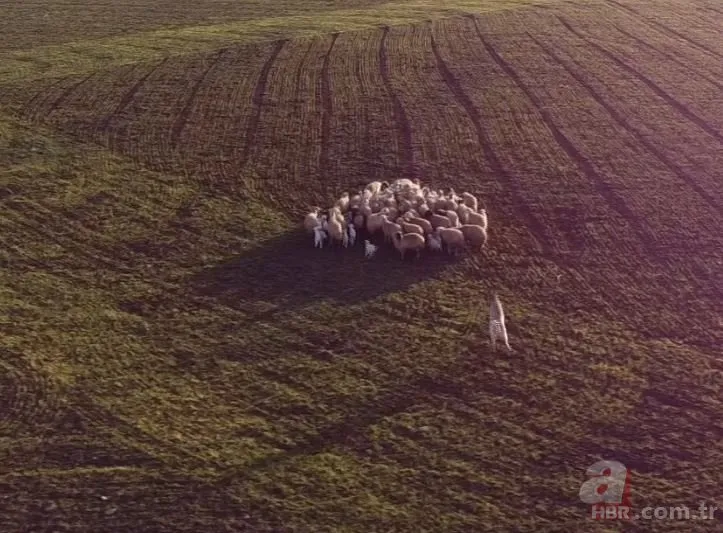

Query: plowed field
left=1, top=0, right=721, bottom=531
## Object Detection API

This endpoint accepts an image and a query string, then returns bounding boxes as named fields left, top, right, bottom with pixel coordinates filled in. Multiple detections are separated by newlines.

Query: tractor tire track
left=239, top=39, right=287, bottom=170
left=605, top=0, right=723, bottom=60
left=20, top=76, right=69, bottom=118
left=379, top=26, right=414, bottom=178
left=428, top=30, right=554, bottom=256
left=319, top=33, right=339, bottom=183
left=169, top=48, right=227, bottom=150
left=469, top=17, right=657, bottom=256
left=527, top=33, right=721, bottom=215
left=558, top=16, right=723, bottom=144
left=98, top=57, right=168, bottom=134
left=610, top=24, right=723, bottom=91
left=44, top=71, right=97, bottom=117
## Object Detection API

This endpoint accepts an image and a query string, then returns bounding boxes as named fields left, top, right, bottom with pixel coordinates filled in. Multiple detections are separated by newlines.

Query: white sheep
left=392, top=231, right=425, bottom=260
left=445, top=210, right=461, bottom=228
left=401, top=221, right=424, bottom=236
left=313, top=226, right=327, bottom=248
left=403, top=212, right=433, bottom=234
left=364, top=239, right=378, bottom=258
left=466, top=209, right=487, bottom=230
left=459, top=224, right=487, bottom=252
left=489, top=292, right=510, bottom=351
left=366, top=211, right=386, bottom=235
left=462, top=191, right=478, bottom=211
left=382, top=215, right=402, bottom=243
left=327, top=217, right=345, bottom=247
left=335, top=192, right=350, bottom=213
left=304, top=207, right=322, bottom=233
left=435, top=227, right=465, bottom=256
left=429, top=213, right=452, bottom=229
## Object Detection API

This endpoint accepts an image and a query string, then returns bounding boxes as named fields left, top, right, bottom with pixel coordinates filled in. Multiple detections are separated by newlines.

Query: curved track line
left=469, top=17, right=657, bottom=256
left=379, top=26, right=414, bottom=178
left=169, top=48, right=228, bottom=149
left=605, top=0, right=723, bottom=60
left=239, top=39, right=287, bottom=170
left=558, top=17, right=723, bottom=144
left=44, top=72, right=97, bottom=117
left=610, top=24, right=723, bottom=91
left=98, top=57, right=168, bottom=134
left=428, top=28, right=554, bottom=256
left=319, top=33, right=339, bottom=183
left=527, top=33, right=721, bottom=215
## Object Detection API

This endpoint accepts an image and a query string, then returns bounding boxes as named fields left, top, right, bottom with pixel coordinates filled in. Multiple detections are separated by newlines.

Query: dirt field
left=0, top=0, right=721, bottom=531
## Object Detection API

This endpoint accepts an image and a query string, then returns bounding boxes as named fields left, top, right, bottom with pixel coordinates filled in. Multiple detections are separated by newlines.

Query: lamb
left=401, top=221, right=424, bottom=236
left=426, top=232, right=442, bottom=252
left=392, top=231, right=425, bottom=260
left=459, top=224, right=487, bottom=252
left=364, top=239, right=379, bottom=258
left=304, top=207, right=322, bottom=233
left=489, top=292, right=510, bottom=351
left=435, top=227, right=465, bottom=256
left=353, top=212, right=365, bottom=230
left=313, top=226, right=327, bottom=248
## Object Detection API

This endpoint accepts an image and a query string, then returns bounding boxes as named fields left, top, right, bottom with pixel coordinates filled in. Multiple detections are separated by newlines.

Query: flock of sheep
left=303, top=178, right=488, bottom=260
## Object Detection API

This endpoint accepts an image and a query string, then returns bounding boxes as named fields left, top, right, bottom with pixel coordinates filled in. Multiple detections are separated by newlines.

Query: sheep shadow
left=189, top=229, right=458, bottom=317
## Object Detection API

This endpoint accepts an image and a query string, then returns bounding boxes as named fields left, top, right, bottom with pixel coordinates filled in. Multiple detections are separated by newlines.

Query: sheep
left=397, top=198, right=414, bottom=214
left=349, top=192, right=363, bottom=210
left=364, top=239, right=378, bottom=258
left=366, top=211, right=386, bottom=235
left=459, top=224, right=488, bottom=252
left=462, top=191, right=478, bottom=211
left=429, top=213, right=452, bottom=229
left=489, top=292, right=510, bottom=351
left=426, top=232, right=442, bottom=252
left=466, top=209, right=487, bottom=230
left=392, top=231, right=425, bottom=260
left=401, top=221, right=424, bottom=236
left=304, top=207, right=322, bottom=233
left=313, top=226, right=327, bottom=248
left=456, top=203, right=471, bottom=224
left=328, top=206, right=344, bottom=224
left=347, top=222, right=356, bottom=247
left=403, top=213, right=433, bottom=234
left=365, top=181, right=383, bottom=195
left=445, top=210, right=461, bottom=228
left=435, top=227, right=465, bottom=256
left=335, top=192, right=350, bottom=213
left=418, top=203, right=430, bottom=217
left=382, top=215, right=402, bottom=244
left=327, top=217, right=345, bottom=247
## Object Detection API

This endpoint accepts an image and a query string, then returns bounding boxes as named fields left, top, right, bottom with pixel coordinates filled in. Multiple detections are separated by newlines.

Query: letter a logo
left=579, top=460, right=631, bottom=506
